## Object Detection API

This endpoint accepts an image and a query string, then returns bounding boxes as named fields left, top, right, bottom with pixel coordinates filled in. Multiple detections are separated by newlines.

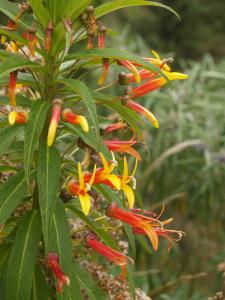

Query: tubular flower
left=117, top=60, right=141, bottom=83
left=125, top=100, right=159, bottom=128
left=8, top=111, right=28, bottom=125
left=104, top=140, right=141, bottom=161
left=0, top=20, right=17, bottom=45
left=47, top=100, right=62, bottom=147
left=47, top=253, right=70, bottom=294
left=83, top=152, right=121, bottom=191
left=104, top=121, right=126, bottom=134
left=98, top=58, right=110, bottom=86
left=131, top=206, right=184, bottom=252
left=131, top=71, right=188, bottom=99
left=67, top=163, right=96, bottom=215
left=44, top=21, right=53, bottom=52
left=86, top=232, right=129, bottom=281
left=106, top=203, right=159, bottom=251
left=62, top=108, right=89, bottom=133
left=8, top=71, right=18, bottom=107
left=22, top=29, right=39, bottom=57
left=119, top=157, right=138, bottom=209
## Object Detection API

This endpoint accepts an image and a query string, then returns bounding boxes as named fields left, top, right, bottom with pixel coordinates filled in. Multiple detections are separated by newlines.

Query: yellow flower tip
left=151, top=50, right=160, bottom=59
left=47, top=120, right=57, bottom=147
left=165, top=71, right=189, bottom=81
left=78, top=116, right=89, bottom=133
left=1, top=35, right=6, bottom=45
left=79, top=194, right=91, bottom=216
left=8, top=111, right=17, bottom=126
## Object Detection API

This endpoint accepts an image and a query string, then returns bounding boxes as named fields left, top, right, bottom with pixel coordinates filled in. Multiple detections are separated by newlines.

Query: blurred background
left=93, top=0, right=225, bottom=299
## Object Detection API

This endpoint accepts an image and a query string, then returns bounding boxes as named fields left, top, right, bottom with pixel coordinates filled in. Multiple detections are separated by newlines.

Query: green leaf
left=66, top=205, right=118, bottom=249
left=74, top=260, right=106, bottom=300
left=50, top=200, right=73, bottom=298
left=95, top=0, right=180, bottom=21
left=6, top=210, right=42, bottom=300
left=65, top=0, right=91, bottom=21
left=126, top=263, right=135, bottom=300
left=37, top=143, right=61, bottom=252
left=0, top=55, right=41, bottom=78
left=24, top=101, right=50, bottom=180
left=0, top=244, right=11, bottom=270
left=123, top=223, right=136, bottom=258
left=31, top=266, right=50, bottom=300
left=59, top=79, right=100, bottom=149
left=0, top=171, right=31, bottom=224
left=0, top=126, right=21, bottom=155
left=28, top=0, right=50, bottom=28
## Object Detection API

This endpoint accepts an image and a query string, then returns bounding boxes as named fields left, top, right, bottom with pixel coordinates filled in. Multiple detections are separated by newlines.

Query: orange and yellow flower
left=8, top=111, right=28, bottom=125
left=104, top=140, right=141, bottom=161
left=8, top=71, right=18, bottom=107
left=67, top=163, right=96, bottom=215
left=47, top=100, right=62, bottom=147
left=62, top=108, right=89, bottom=133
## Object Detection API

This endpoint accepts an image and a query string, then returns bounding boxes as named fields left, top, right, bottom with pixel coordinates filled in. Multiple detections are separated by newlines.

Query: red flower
left=44, top=21, right=53, bottom=52
left=8, top=71, right=18, bottom=107
left=86, top=232, right=129, bottom=281
left=62, top=108, right=89, bottom=133
left=104, top=140, right=141, bottom=161
left=104, top=121, right=126, bottom=134
left=47, top=253, right=70, bottom=294
left=125, top=100, right=159, bottom=128
left=106, top=203, right=159, bottom=250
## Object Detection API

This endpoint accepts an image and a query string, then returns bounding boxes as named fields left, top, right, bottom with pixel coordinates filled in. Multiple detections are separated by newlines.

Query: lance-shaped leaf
left=50, top=200, right=73, bottom=299
left=24, top=101, right=50, bottom=179
left=0, top=171, right=31, bottom=224
left=64, top=0, right=91, bottom=21
left=31, top=266, right=50, bottom=300
left=6, top=210, right=42, bottom=300
left=59, top=79, right=100, bottom=149
left=95, top=0, right=180, bottom=20
left=37, top=143, right=61, bottom=251
left=28, top=0, right=50, bottom=28
left=0, top=126, right=21, bottom=155
left=0, top=55, right=41, bottom=78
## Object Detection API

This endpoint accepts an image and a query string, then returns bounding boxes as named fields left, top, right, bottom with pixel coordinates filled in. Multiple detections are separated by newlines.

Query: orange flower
left=47, top=253, right=70, bottom=294
left=44, top=21, right=53, bottom=52
left=104, top=140, right=141, bottom=161
left=83, top=152, right=121, bottom=191
left=86, top=232, right=129, bottom=281
left=8, top=111, right=28, bottom=125
left=22, top=29, right=39, bottom=57
left=47, top=100, right=62, bottom=147
left=8, top=71, right=18, bottom=107
left=67, top=163, right=96, bottom=215
left=62, top=108, right=89, bottom=133
left=117, top=60, right=141, bottom=83
left=106, top=203, right=159, bottom=251
left=125, top=100, right=159, bottom=128
left=104, top=121, right=126, bottom=134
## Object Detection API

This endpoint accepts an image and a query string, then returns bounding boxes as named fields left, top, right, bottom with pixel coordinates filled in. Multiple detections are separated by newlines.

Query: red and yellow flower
left=47, top=100, right=62, bottom=147
left=104, top=140, right=141, bottom=161
left=86, top=232, right=129, bottom=281
left=62, top=108, right=89, bottom=133
left=67, top=163, right=96, bottom=215
left=8, top=111, right=28, bottom=125
left=8, top=71, right=18, bottom=107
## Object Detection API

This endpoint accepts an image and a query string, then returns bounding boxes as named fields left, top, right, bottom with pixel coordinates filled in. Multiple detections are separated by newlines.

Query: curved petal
left=99, top=152, right=108, bottom=171
left=79, top=194, right=91, bottom=216
left=106, top=174, right=121, bottom=190
left=123, top=157, right=128, bottom=179
left=122, top=185, right=135, bottom=209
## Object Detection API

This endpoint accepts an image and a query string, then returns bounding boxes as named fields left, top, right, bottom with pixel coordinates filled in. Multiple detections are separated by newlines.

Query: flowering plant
left=0, top=1, right=187, bottom=299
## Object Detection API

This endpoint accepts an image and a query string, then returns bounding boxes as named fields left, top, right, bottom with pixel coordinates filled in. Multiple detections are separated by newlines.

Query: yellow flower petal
left=143, top=108, right=159, bottom=128
left=79, top=194, right=91, bottom=215
left=122, top=185, right=135, bottom=209
left=99, top=152, right=108, bottom=171
left=47, top=120, right=57, bottom=147
left=151, top=50, right=160, bottom=59
left=106, top=174, right=121, bottom=190
left=164, top=71, right=188, bottom=81
left=78, top=116, right=89, bottom=133
left=89, top=164, right=97, bottom=186
left=123, top=157, right=129, bottom=179
left=131, top=159, right=138, bottom=178
left=8, top=111, right=17, bottom=126
left=141, top=222, right=159, bottom=251
left=78, top=162, right=84, bottom=188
